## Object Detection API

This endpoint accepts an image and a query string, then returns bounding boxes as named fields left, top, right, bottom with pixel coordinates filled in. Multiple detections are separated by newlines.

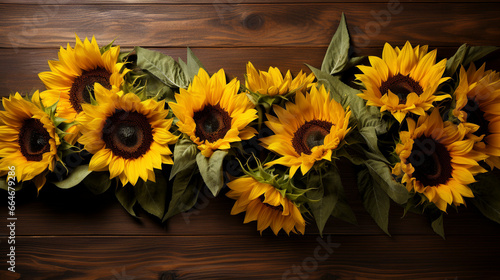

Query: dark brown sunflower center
left=18, top=118, right=51, bottom=162
left=102, top=110, right=154, bottom=159
left=464, top=98, right=490, bottom=138
left=193, top=104, right=232, bottom=142
left=380, top=74, right=423, bottom=104
left=69, top=67, right=112, bottom=113
left=408, top=136, right=452, bottom=187
left=292, top=120, right=332, bottom=155
left=260, top=195, right=284, bottom=212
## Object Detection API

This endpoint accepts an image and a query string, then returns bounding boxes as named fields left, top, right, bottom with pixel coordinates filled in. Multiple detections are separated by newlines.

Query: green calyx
left=243, top=82, right=310, bottom=110
left=31, top=92, right=80, bottom=168
left=237, top=156, right=315, bottom=206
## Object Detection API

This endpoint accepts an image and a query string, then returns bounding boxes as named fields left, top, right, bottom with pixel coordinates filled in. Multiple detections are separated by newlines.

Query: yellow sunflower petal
left=77, top=87, right=177, bottom=186
left=358, top=42, right=449, bottom=122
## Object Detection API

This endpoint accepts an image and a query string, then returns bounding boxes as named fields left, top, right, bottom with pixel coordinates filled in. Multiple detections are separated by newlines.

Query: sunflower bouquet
left=309, top=14, right=500, bottom=237
left=1, top=14, right=500, bottom=237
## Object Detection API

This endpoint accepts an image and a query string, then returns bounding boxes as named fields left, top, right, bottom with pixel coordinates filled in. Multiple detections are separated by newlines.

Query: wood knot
left=243, top=14, right=264, bottom=30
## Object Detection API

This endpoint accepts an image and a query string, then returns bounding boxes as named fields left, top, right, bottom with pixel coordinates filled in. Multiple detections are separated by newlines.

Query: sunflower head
left=39, top=35, right=130, bottom=144
left=169, top=68, right=258, bottom=158
left=356, top=41, right=451, bottom=123
left=77, top=84, right=178, bottom=186
left=0, top=92, right=61, bottom=191
left=260, top=85, right=351, bottom=177
left=392, top=109, right=487, bottom=212
left=226, top=160, right=309, bottom=235
left=245, top=61, right=315, bottom=100
left=452, top=63, right=500, bottom=169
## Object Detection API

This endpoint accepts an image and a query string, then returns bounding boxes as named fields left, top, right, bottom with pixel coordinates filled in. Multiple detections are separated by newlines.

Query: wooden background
left=2, top=1, right=500, bottom=279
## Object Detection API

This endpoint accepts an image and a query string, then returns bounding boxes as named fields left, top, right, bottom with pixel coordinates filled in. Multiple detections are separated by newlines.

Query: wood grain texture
left=2, top=158, right=500, bottom=237
left=2, top=177, right=500, bottom=237
left=1, top=1, right=500, bottom=279
left=1, top=3, right=500, bottom=49
left=1, top=235, right=499, bottom=280
left=1, top=47, right=324, bottom=96
left=1, top=47, right=499, bottom=97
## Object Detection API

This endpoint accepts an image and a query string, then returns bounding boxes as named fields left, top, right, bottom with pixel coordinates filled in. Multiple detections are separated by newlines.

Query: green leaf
left=196, top=150, right=228, bottom=196
left=143, top=72, right=176, bottom=102
left=135, top=173, right=168, bottom=219
left=445, top=44, right=467, bottom=77
left=473, top=196, right=500, bottom=224
left=0, top=178, right=23, bottom=192
left=135, top=46, right=189, bottom=89
left=82, top=171, right=112, bottom=195
left=335, top=143, right=365, bottom=165
left=0, top=178, right=7, bottom=191
left=186, top=47, right=205, bottom=80
left=53, top=165, right=92, bottom=189
left=357, top=169, right=391, bottom=235
left=430, top=213, right=445, bottom=239
left=118, top=49, right=134, bottom=62
left=359, top=126, right=388, bottom=163
left=115, top=184, right=137, bottom=217
left=342, top=56, right=366, bottom=72
left=306, top=64, right=343, bottom=103
left=321, top=13, right=350, bottom=75
left=306, top=65, right=381, bottom=129
left=445, top=44, right=499, bottom=77
left=364, top=158, right=409, bottom=204
left=470, top=171, right=500, bottom=224
left=402, top=194, right=424, bottom=217
left=99, top=38, right=116, bottom=54
left=164, top=167, right=202, bottom=221
left=307, top=64, right=340, bottom=102
left=170, top=137, right=198, bottom=180
left=331, top=192, right=357, bottom=225
left=178, top=58, right=189, bottom=81
left=53, top=116, right=68, bottom=127
left=177, top=48, right=204, bottom=85
left=306, top=167, right=342, bottom=235
left=463, top=45, right=499, bottom=66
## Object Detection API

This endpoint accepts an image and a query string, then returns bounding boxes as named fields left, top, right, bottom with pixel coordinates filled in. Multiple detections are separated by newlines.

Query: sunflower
left=0, top=92, right=60, bottom=191
left=260, top=85, right=351, bottom=177
left=356, top=41, right=450, bottom=123
left=169, top=68, right=258, bottom=158
left=227, top=176, right=306, bottom=235
left=76, top=84, right=177, bottom=186
left=452, top=64, right=500, bottom=169
left=245, top=62, right=315, bottom=96
left=39, top=35, right=129, bottom=144
left=392, top=110, right=488, bottom=212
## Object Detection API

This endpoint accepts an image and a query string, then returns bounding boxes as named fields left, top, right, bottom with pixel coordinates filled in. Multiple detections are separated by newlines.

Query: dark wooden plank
left=2, top=160, right=500, bottom=237
left=0, top=47, right=324, bottom=96
left=1, top=235, right=499, bottom=279
left=2, top=47, right=500, bottom=97
left=1, top=3, right=500, bottom=49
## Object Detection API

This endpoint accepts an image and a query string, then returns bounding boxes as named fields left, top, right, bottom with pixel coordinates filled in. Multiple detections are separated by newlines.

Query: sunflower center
left=408, top=136, right=452, bottom=187
left=69, top=67, right=112, bottom=113
left=292, top=120, right=332, bottom=155
left=193, top=104, right=232, bottom=143
left=260, top=195, right=284, bottom=212
left=464, top=98, right=490, bottom=138
left=380, top=74, right=423, bottom=104
left=18, top=118, right=51, bottom=162
left=102, top=110, right=154, bottom=159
